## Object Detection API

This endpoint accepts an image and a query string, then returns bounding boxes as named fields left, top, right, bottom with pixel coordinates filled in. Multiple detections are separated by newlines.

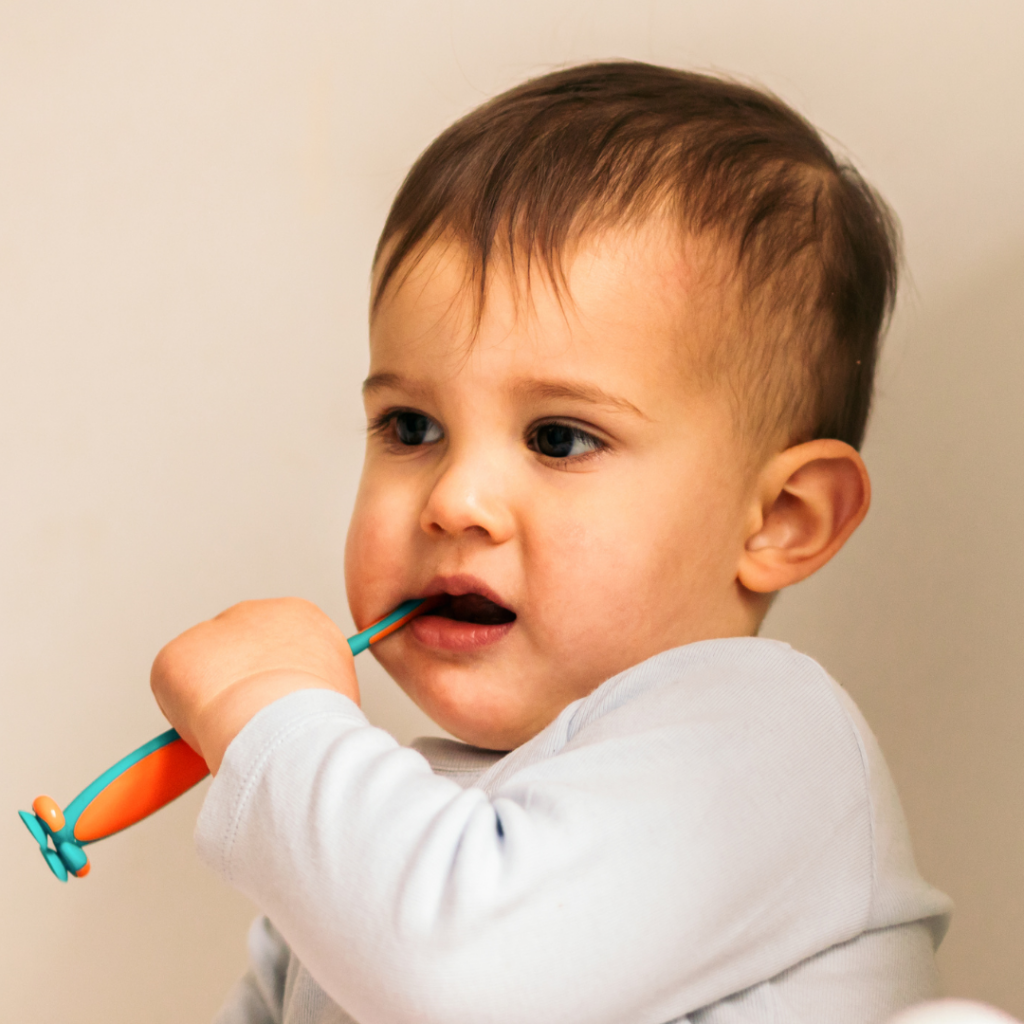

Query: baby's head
left=345, top=62, right=898, bottom=749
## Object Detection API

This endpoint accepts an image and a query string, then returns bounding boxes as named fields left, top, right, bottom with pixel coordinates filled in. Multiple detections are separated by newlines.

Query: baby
left=152, top=62, right=952, bottom=1024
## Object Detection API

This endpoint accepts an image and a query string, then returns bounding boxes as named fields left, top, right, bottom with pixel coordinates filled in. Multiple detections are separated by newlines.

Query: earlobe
left=737, top=439, right=871, bottom=594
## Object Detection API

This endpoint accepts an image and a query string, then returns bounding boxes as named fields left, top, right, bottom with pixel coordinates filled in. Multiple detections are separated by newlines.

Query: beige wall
left=2, top=3, right=1022, bottom=1021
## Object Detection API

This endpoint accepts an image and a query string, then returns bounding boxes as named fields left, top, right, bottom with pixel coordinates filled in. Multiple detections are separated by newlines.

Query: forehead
left=368, top=220, right=724, bottom=387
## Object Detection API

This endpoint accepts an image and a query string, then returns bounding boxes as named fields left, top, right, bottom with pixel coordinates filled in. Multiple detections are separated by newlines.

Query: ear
left=737, top=439, right=871, bottom=594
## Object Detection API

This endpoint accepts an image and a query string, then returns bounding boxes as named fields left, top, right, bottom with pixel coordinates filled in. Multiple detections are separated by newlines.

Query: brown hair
left=373, top=61, right=899, bottom=450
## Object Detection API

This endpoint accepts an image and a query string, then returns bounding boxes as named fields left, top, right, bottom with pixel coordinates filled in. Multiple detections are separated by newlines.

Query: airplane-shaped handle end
left=19, top=732, right=210, bottom=881
left=20, top=802, right=89, bottom=882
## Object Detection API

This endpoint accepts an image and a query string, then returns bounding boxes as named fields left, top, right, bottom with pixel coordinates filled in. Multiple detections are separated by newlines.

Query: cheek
left=522, top=488, right=654, bottom=643
left=344, top=467, right=417, bottom=620
left=523, top=466, right=736, bottom=650
left=633, top=464, right=742, bottom=591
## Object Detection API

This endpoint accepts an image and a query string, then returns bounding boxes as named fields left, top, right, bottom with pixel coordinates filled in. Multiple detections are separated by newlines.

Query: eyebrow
left=363, top=372, right=646, bottom=418
left=510, top=379, right=647, bottom=418
left=362, top=372, right=420, bottom=396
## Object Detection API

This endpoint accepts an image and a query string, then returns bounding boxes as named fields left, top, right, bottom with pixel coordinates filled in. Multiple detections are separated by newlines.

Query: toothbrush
left=19, top=597, right=437, bottom=882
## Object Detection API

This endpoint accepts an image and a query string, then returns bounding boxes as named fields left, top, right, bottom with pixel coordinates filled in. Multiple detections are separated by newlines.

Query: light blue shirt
left=198, top=638, right=951, bottom=1024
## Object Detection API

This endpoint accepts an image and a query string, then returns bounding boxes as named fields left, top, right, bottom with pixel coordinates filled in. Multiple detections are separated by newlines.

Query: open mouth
left=427, top=594, right=517, bottom=626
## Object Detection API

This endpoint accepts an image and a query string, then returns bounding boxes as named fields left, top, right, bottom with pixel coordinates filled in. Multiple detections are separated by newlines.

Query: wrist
left=194, top=671, right=343, bottom=774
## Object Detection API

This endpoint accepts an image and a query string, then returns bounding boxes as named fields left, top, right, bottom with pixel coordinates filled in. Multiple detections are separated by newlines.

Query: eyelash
left=527, top=421, right=607, bottom=464
left=369, top=409, right=608, bottom=464
left=369, top=409, right=441, bottom=450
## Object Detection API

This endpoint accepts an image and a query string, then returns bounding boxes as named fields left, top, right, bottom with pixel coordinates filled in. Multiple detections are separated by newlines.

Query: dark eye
left=532, top=423, right=602, bottom=459
left=393, top=411, right=442, bottom=446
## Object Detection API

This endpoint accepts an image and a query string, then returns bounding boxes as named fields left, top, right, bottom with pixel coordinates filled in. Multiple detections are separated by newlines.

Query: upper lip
left=418, top=574, right=514, bottom=613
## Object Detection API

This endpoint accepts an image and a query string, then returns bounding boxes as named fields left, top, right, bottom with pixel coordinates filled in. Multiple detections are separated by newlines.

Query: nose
left=419, top=449, right=515, bottom=544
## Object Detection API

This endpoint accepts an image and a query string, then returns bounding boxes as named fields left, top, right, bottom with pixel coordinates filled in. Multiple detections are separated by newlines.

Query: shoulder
left=475, top=638, right=882, bottom=949
left=564, top=637, right=866, bottom=767
left=568, top=637, right=951, bottom=937
left=485, top=638, right=873, bottom=831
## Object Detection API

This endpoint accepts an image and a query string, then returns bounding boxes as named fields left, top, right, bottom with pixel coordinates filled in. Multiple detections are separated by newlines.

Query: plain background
left=2, top=2, right=1022, bottom=1021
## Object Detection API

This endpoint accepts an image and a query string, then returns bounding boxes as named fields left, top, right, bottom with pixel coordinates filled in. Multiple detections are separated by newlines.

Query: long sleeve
left=196, top=640, right=950, bottom=1024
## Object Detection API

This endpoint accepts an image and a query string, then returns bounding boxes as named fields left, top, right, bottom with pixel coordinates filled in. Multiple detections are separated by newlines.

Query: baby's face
left=346, top=223, right=763, bottom=749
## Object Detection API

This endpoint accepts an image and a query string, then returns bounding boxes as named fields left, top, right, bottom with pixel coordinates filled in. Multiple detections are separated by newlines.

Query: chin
left=419, top=689, right=528, bottom=752
left=384, top=656, right=535, bottom=751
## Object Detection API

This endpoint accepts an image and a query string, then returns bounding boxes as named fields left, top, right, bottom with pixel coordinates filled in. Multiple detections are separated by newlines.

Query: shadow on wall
left=764, top=242, right=1024, bottom=1014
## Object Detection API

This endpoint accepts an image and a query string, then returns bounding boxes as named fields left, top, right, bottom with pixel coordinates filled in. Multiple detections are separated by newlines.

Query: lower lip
left=409, top=614, right=515, bottom=652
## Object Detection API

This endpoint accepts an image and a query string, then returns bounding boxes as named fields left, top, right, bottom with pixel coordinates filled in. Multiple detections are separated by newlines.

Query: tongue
left=439, top=594, right=515, bottom=625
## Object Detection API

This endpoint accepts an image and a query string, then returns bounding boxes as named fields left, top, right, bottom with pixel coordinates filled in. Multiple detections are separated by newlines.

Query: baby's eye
left=391, top=411, right=443, bottom=446
left=530, top=422, right=604, bottom=459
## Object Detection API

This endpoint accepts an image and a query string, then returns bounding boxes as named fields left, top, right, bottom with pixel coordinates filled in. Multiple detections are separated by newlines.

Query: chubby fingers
left=151, top=598, right=358, bottom=773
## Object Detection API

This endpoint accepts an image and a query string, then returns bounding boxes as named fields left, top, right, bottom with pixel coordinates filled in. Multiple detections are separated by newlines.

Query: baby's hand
left=151, top=598, right=357, bottom=774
